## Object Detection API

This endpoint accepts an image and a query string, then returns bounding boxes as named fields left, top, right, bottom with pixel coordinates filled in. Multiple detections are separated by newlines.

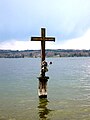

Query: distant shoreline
left=0, top=49, right=90, bottom=58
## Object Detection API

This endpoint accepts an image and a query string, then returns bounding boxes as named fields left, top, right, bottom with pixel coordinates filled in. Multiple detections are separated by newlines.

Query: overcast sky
left=0, top=0, right=90, bottom=50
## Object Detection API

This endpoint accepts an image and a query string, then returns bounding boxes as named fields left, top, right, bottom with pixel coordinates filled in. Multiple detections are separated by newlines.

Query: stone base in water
left=37, top=76, right=49, bottom=98
left=38, top=89, right=47, bottom=98
left=39, top=95, right=47, bottom=98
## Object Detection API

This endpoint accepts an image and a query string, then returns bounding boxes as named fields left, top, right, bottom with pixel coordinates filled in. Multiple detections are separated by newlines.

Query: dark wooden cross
left=31, top=28, right=55, bottom=98
left=31, top=28, right=55, bottom=63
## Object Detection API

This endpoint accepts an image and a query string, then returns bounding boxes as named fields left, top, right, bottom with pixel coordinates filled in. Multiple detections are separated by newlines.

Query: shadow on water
left=38, top=98, right=52, bottom=120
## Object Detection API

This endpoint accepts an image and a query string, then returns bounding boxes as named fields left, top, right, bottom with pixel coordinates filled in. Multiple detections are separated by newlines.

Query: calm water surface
left=0, top=57, right=90, bottom=120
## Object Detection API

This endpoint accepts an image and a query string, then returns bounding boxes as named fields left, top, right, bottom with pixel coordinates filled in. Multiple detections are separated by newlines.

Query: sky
left=0, top=0, right=90, bottom=50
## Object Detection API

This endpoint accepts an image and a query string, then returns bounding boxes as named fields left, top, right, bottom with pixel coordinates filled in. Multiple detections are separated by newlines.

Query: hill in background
left=0, top=49, right=90, bottom=58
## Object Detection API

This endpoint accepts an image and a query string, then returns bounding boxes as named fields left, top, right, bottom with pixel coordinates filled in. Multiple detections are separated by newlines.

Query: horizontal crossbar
left=31, top=37, right=55, bottom=42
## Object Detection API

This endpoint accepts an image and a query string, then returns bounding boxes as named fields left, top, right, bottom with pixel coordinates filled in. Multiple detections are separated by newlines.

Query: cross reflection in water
left=38, top=98, right=52, bottom=120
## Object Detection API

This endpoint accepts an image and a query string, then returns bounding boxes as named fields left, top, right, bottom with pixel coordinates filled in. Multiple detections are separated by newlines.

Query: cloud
left=0, top=39, right=40, bottom=50
left=59, top=29, right=90, bottom=50
left=0, top=0, right=90, bottom=41
left=0, top=29, right=90, bottom=50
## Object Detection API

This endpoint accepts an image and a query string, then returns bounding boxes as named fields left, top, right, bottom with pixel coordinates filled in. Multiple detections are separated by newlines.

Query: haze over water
left=0, top=57, right=90, bottom=120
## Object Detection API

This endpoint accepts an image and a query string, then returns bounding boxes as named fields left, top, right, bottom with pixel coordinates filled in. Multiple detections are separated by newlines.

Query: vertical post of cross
left=41, top=28, right=45, bottom=62
left=41, top=28, right=45, bottom=77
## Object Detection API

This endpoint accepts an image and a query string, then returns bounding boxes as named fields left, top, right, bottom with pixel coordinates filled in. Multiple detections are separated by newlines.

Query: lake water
left=0, top=57, right=90, bottom=120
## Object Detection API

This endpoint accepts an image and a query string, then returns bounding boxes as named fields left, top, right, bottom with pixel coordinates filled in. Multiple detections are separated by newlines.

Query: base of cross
left=37, top=76, right=49, bottom=98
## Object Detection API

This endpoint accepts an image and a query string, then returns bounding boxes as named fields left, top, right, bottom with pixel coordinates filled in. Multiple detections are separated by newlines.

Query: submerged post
left=31, top=28, right=55, bottom=98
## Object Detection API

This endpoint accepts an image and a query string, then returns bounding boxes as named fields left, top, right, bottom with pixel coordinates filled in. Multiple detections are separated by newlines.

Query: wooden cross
left=31, top=28, right=55, bottom=63
left=31, top=28, right=55, bottom=98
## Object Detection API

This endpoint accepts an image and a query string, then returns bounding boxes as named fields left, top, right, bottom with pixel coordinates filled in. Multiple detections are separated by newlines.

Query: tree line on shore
left=0, top=49, right=90, bottom=58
